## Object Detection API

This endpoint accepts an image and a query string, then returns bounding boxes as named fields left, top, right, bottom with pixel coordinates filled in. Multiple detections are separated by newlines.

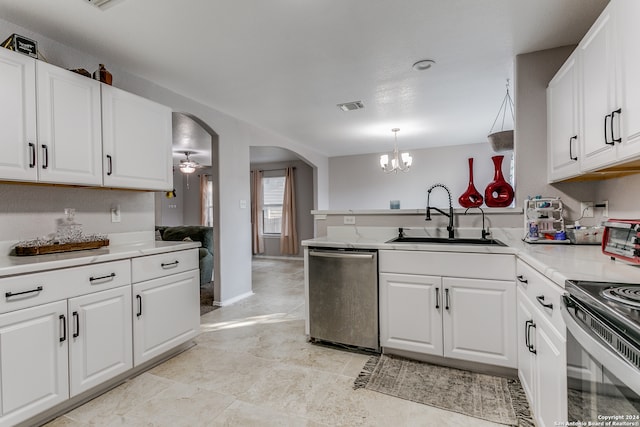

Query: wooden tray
left=14, top=239, right=109, bottom=256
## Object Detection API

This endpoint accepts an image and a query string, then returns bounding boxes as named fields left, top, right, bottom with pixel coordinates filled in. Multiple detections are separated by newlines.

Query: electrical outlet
left=580, top=201, right=594, bottom=218
left=111, top=205, right=121, bottom=223
left=344, top=216, right=356, bottom=225
left=598, top=200, right=609, bottom=218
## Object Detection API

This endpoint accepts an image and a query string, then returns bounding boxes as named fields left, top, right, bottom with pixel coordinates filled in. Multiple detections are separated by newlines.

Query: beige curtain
left=199, top=174, right=208, bottom=226
left=280, top=167, right=298, bottom=255
left=251, top=170, right=264, bottom=254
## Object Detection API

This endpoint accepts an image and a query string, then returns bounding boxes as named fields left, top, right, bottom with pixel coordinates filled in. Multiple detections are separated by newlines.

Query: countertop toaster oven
left=602, top=219, right=640, bottom=263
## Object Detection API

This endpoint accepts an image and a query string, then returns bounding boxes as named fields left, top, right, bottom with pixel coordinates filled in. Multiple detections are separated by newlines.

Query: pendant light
left=380, top=128, right=412, bottom=173
left=487, top=79, right=515, bottom=152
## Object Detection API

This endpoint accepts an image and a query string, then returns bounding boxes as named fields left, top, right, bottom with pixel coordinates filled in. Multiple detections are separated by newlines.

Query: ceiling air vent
left=84, top=0, right=123, bottom=9
left=337, top=101, right=364, bottom=112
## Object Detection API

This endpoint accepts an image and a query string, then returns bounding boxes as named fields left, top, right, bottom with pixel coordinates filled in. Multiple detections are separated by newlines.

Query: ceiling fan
left=177, top=151, right=203, bottom=174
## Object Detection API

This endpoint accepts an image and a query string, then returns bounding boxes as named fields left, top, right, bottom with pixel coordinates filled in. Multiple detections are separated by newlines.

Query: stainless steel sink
left=386, top=236, right=507, bottom=246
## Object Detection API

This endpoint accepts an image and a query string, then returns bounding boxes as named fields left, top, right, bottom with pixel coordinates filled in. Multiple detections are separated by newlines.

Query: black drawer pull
left=106, top=155, right=113, bottom=176
left=136, top=295, right=142, bottom=317
left=42, top=144, right=49, bottom=169
left=611, top=108, right=622, bottom=143
left=604, top=113, right=614, bottom=145
left=526, top=320, right=536, bottom=354
left=435, top=287, right=440, bottom=309
left=89, top=272, right=116, bottom=282
left=536, top=295, right=554, bottom=310
left=516, top=275, right=528, bottom=284
left=444, top=288, right=450, bottom=310
left=161, top=261, right=179, bottom=268
left=569, top=135, right=578, bottom=161
left=73, top=311, right=80, bottom=338
left=60, top=314, right=66, bottom=343
left=6, top=286, right=43, bottom=298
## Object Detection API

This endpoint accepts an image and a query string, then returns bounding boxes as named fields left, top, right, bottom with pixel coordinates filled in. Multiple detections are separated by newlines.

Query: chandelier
left=380, top=128, right=412, bottom=173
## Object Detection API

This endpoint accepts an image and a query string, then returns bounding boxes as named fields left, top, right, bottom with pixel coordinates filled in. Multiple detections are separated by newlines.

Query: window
left=262, top=176, right=285, bottom=234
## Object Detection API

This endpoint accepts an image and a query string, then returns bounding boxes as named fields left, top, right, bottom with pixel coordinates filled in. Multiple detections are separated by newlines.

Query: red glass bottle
left=484, top=155, right=514, bottom=207
left=458, top=158, right=483, bottom=208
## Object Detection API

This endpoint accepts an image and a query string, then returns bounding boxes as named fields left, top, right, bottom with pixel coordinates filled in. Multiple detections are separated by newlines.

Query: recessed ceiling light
left=412, top=59, right=436, bottom=71
left=84, top=0, right=124, bottom=9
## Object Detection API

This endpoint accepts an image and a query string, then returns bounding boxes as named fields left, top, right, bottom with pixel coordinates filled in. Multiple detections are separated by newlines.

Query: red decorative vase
left=484, top=155, right=514, bottom=207
left=458, top=158, right=483, bottom=208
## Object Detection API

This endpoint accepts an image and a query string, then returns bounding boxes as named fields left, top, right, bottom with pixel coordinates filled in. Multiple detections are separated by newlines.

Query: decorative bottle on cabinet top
left=458, top=157, right=483, bottom=208
left=93, top=64, right=112, bottom=85
left=484, top=155, right=514, bottom=207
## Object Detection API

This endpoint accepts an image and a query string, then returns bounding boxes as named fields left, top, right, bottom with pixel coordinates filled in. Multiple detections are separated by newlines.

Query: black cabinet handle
left=536, top=295, right=554, bottom=310
left=42, top=144, right=49, bottom=169
left=89, top=272, right=116, bottom=283
left=28, top=142, right=36, bottom=168
left=161, top=261, right=179, bottom=268
left=60, top=314, right=66, bottom=343
left=516, top=275, right=528, bottom=284
left=525, top=320, right=531, bottom=349
left=435, top=287, right=440, bottom=309
left=604, top=113, right=614, bottom=145
left=611, top=108, right=622, bottom=143
left=106, top=155, right=113, bottom=176
left=527, top=321, right=537, bottom=354
left=444, top=288, right=450, bottom=310
left=5, top=286, right=43, bottom=298
left=72, top=311, right=80, bottom=338
left=569, top=135, right=578, bottom=161
left=136, top=295, right=142, bottom=317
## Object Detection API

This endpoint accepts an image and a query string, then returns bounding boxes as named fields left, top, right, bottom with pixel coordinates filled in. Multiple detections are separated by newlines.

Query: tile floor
left=46, top=258, right=504, bottom=426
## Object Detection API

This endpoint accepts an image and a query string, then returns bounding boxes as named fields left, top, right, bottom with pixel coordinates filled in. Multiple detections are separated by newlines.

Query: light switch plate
left=111, top=206, right=121, bottom=223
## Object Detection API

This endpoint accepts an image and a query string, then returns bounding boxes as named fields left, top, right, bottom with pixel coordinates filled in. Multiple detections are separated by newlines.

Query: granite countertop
left=302, top=227, right=640, bottom=288
left=0, top=233, right=201, bottom=278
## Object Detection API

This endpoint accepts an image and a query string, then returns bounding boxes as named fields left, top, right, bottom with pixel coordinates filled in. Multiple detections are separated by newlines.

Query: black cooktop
left=565, top=280, right=640, bottom=344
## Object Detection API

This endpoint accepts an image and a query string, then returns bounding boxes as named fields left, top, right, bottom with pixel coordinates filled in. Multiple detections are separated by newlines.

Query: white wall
left=0, top=18, right=329, bottom=304
left=329, top=143, right=510, bottom=210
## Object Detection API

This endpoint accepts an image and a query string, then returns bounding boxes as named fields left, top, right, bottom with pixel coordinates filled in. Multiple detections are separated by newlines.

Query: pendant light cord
left=489, top=79, right=515, bottom=134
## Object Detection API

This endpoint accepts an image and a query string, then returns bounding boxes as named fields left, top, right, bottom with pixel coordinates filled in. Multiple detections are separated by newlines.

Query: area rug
left=200, top=281, right=218, bottom=316
left=354, top=355, right=534, bottom=427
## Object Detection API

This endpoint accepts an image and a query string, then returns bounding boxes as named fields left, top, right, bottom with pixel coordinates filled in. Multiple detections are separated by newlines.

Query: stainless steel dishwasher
left=308, top=247, right=379, bottom=352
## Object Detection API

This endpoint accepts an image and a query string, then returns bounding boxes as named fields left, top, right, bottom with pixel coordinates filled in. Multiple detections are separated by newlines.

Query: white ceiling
left=0, top=0, right=608, bottom=158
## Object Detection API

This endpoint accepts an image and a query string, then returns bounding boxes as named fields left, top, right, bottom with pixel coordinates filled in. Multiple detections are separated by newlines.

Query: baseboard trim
left=214, top=291, right=254, bottom=307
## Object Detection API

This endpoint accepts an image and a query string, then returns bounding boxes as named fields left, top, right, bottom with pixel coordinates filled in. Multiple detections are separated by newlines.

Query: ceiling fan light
left=180, top=164, right=196, bottom=174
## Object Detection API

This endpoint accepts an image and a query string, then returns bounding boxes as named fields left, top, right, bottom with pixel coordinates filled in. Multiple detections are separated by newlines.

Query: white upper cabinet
left=0, top=48, right=37, bottom=182
left=579, top=3, right=618, bottom=171
left=549, top=0, right=640, bottom=178
left=102, top=85, right=173, bottom=191
left=36, top=61, right=103, bottom=186
left=615, top=0, right=640, bottom=161
left=547, top=52, right=581, bottom=182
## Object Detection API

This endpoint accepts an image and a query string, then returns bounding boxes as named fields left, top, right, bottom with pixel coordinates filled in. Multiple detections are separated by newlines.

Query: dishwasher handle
left=309, top=250, right=375, bottom=260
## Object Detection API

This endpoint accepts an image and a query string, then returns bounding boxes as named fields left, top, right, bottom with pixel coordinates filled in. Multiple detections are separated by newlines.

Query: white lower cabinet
left=0, top=248, right=199, bottom=427
left=0, top=301, right=69, bottom=427
left=132, top=270, right=199, bottom=365
left=68, top=286, right=133, bottom=397
left=131, top=250, right=200, bottom=366
left=379, top=250, right=517, bottom=368
left=516, top=259, right=567, bottom=427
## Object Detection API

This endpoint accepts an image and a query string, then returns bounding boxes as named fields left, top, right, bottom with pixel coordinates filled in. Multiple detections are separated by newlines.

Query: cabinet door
left=547, top=53, right=581, bottom=182
left=132, top=269, right=199, bottom=365
left=379, top=273, right=442, bottom=355
left=0, top=301, right=68, bottom=427
left=516, top=288, right=536, bottom=407
left=579, top=4, right=618, bottom=171
left=68, top=286, right=132, bottom=397
left=442, top=277, right=516, bottom=368
left=533, top=317, right=567, bottom=427
left=36, top=61, right=103, bottom=186
left=0, top=48, right=37, bottom=182
left=615, top=0, right=640, bottom=160
left=101, top=85, right=173, bottom=190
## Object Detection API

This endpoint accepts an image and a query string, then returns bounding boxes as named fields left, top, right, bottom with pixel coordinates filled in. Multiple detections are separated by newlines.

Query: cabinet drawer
left=379, top=250, right=515, bottom=281
left=131, top=249, right=198, bottom=283
left=0, top=260, right=131, bottom=314
left=516, top=260, right=565, bottom=337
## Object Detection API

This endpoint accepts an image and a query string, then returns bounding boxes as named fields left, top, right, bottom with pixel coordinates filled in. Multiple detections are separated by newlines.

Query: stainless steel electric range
left=563, top=280, right=640, bottom=422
